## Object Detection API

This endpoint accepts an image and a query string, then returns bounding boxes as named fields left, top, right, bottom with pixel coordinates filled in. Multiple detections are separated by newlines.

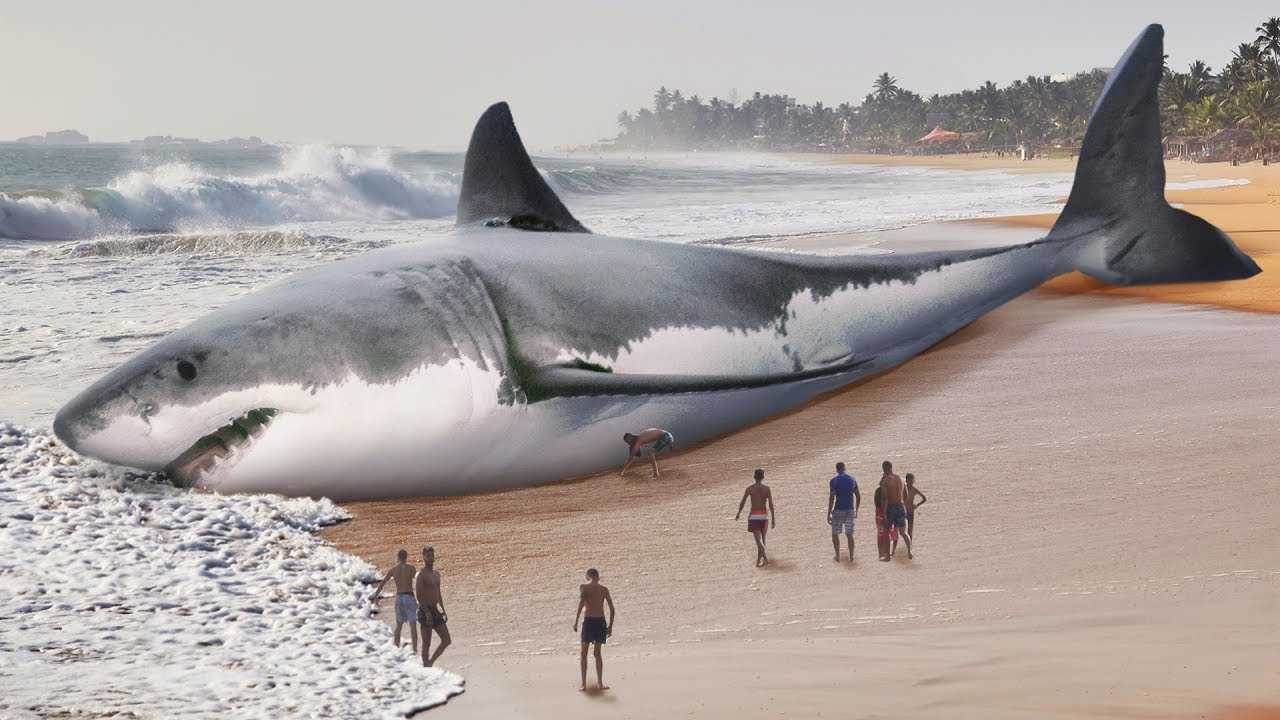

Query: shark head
left=53, top=251, right=515, bottom=496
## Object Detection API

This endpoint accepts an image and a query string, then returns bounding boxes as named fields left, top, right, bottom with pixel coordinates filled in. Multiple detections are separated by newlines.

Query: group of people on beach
left=735, top=459, right=926, bottom=566
left=373, top=551, right=617, bottom=691
left=370, top=427, right=927, bottom=692
left=370, top=546, right=451, bottom=668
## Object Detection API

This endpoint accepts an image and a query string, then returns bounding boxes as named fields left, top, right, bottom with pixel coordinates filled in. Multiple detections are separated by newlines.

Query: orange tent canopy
left=917, top=127, right=962, bottom=143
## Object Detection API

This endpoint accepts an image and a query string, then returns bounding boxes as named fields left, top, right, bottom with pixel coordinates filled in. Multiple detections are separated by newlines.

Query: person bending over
left=620, top=427, right=675, bottom=479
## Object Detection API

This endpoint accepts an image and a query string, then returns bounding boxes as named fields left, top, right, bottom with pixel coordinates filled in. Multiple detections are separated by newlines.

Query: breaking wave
left=61, top=230, right=382, bottom=257
left=0, top=145, right=459, bottom=241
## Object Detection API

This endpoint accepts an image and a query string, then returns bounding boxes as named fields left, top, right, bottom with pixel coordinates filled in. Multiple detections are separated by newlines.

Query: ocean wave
left=62, top=230, right=379, bottom=257
left=0, top=423, right=465, bottom=716
left=0, top=145, right=460, bottom=241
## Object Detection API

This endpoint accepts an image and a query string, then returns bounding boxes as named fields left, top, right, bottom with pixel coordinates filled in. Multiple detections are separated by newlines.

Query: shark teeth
left=166, top=408, right=278, bottom=489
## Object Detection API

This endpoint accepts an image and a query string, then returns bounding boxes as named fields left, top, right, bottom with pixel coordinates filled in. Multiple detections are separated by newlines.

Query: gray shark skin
left=53, top=25, right=1259, bottom=500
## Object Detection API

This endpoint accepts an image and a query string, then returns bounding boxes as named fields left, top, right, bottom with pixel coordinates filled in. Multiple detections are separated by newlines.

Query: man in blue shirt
left=827, top=462, right=861, bottom=562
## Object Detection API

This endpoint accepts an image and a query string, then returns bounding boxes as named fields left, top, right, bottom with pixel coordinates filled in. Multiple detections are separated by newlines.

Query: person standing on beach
left=372, top=549, right=418, bottom=652
left=880, top=461, right=912, bottom=559
left=905, top=473, right=928, bottom=540
left=573, top=568, right=616, bottom=692
left=416, top=546, right=451, bottom=667
left=873, top=486, right=896, bottom=562
left=735, top=468, right=776, bottom=566
left=619, top=427, right=675, bottom=479
left=827, top=462, right=860, bottom=562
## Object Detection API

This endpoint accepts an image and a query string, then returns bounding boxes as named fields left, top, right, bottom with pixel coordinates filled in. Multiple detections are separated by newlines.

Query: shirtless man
left=879, top=461, right=912, bottom=559
left=905, top=472, right=928, bottom=540
left=415, top=546, right=451, bottom=667
left=619, top=427, right=675, bottom=479
left=573, top=568, right=616, bottom=691
left=735, top=468, right=776, bottom=566
left=372, top=549, right=418, bottom=652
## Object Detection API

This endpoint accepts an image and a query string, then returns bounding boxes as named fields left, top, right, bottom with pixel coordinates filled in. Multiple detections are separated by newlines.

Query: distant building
left=133, top=135, right=201, bottom=145
left=15, top=129, right=89, bottom=144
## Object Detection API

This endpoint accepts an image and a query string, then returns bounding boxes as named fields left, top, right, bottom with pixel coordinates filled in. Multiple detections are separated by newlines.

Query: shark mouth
left=165, top=408, right=278, bottom=489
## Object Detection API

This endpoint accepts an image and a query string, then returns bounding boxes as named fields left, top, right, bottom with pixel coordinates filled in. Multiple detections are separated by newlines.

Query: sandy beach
left=324, top=156, right=1280, bottom=719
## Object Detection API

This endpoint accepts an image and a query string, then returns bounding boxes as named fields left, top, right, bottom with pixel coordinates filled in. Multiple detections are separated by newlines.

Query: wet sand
left=325, top=160, right=1280, bottom=718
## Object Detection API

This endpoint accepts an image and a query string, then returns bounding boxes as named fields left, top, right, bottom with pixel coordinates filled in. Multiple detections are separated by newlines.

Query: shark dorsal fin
left=456, top=102, right=589, bottom=233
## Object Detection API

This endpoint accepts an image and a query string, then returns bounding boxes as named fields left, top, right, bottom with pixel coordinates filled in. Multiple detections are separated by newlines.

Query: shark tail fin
left=456, top=102, right=589, bottom=233
left=1049, top=24, right=1259, bottom=285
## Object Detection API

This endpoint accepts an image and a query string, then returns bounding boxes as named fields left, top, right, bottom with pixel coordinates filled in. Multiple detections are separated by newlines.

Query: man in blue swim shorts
left=620, top=427, right=675, bottom=479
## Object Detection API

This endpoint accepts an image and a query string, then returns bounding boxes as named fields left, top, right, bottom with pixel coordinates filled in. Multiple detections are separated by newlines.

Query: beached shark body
left=54, top=25, right=1259, bottom=499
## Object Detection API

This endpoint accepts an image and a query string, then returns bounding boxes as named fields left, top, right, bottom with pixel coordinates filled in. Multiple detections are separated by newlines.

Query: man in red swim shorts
left=735, top=468, right=776, bottom=567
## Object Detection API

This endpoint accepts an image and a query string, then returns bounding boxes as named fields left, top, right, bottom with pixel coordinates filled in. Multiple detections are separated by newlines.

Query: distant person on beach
left=905, top=473, right=928, bottom=540
left=619, top=427, right=675, bottom=479
left=372, top=549, right=418, bottom=652
left=735, top=468, right=776, bottom=566
left=880, top=461, right=912, bottom=559
left=416, top=546, right=451, bottom=667
left=573, top=568, right=616, bottom=691
left=827, top=462, right=860, bottom=562
left=873, top=486, right=896, bottom=561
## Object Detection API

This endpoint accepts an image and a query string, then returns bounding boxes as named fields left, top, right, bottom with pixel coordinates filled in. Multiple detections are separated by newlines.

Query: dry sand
left=324, top=158, right=1280, bottom=719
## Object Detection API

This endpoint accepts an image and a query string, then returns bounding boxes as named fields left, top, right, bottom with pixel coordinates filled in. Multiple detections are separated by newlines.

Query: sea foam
left=0, top=145, right=459, bottom=241
left=0, top=424, right=464, bottom=718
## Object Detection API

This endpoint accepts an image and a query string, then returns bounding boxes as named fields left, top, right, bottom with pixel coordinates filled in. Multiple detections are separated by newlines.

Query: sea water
left=0, top=142, right=1242, bottom=715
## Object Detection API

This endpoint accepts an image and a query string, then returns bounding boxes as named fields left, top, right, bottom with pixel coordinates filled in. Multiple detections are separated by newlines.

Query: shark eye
left=177, top=360, right=198, bottom=381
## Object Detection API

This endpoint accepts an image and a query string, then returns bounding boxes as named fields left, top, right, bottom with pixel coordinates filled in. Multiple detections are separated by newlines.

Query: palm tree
left=1256, top=17, right=1280, bottom=61
left=1227, top=42, right=1266, bottom=85
left=1227, top=81, right=1279, bottom=150
left=872, top=73, right=900, bottom=103
left=1187, top=60, right=1216, bottom=94
left=1183, top=96, right=1224, bottom=137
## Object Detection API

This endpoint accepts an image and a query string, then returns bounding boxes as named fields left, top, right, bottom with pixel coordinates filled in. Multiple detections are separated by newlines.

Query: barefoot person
left=619, top=427, right=675, bottom=479
left=880, top=461, right=912, bottom=559
left=905, top=472, right=928, bottom=540
left=827, top=462, right=860, bottom=562
left=372, top=549, right=418, bottom=652
left=870, top=481, right=890, bottom=561
left=735, top=468, right=776, bottom=566
left=573, top=568, right=616, bottom=691
left=415, top=546, right=451, bottom=667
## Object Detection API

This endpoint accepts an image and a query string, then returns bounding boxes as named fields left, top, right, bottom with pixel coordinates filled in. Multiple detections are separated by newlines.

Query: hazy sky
left=1, top=1, right=1275, bottom=149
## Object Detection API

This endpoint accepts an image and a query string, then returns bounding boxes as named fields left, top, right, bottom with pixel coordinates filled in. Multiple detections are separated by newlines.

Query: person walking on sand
left=880, top=461, right=912, bottom=559
left=416, top=546, right=451, bottom=667
left=735, top=468, right=776, bottom=566
left=372, top=549, right=418, bottom=652
left=619, top=427, right=675, bottom=479
left=827, top=462, right=860, bottom=562
left=905, top=472, right=928, bottom=540
left=573, top=568, right=616, bottom=691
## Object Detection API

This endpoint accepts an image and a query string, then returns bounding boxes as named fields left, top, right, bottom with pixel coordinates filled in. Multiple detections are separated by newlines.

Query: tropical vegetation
left=612, top=18, right=1280, bottom=160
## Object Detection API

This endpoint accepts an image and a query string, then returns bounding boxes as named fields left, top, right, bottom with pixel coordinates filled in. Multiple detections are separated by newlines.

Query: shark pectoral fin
left=526, top=357, right=874, bottom=399
left=457, top=102, right=590, bottom=233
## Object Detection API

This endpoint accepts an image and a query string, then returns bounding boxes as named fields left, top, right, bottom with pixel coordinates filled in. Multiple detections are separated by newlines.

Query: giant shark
left=54, top=26, right=1260, bottom=499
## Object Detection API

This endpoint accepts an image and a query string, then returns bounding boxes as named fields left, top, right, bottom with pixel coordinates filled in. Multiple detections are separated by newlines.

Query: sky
left=0, top=1, right=1275, bottom=150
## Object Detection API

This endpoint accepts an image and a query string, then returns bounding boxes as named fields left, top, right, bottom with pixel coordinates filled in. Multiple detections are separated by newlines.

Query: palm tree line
left=612, top=18, right=1280, bottom=157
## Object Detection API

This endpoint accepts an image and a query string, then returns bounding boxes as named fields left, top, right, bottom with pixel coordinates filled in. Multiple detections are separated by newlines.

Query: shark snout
left=53, top=380, right=170, bottom=471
